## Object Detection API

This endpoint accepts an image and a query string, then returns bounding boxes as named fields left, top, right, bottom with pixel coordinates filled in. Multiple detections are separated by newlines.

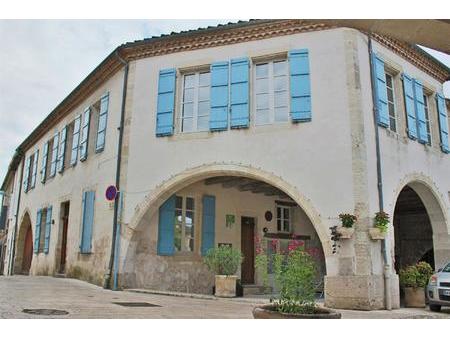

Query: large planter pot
left=215, top=275, right=237, bottom=298
left=336, top=227, right=354, bottom=239
left=252, top=304, right=341, bottom=319
left=369, top=228, right=386, bottom=240
left=404, top=287, right=426, bottom=308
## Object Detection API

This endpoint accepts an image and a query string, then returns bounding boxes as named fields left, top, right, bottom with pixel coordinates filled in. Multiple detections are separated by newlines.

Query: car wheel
left=429, top=304, right=441, bottom=312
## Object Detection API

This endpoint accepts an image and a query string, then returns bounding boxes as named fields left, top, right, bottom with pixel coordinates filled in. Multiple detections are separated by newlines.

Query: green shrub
left=399, top=261, right=433, bottom=288
left=339, top=213, right=357, bottom=228
left=203, top=246, right=243, bottom=276
left=374, top=211, right=389, bottom=233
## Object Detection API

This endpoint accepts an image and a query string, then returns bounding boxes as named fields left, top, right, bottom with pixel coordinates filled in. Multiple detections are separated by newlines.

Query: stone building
left=1, top=20, right=449, bottom=310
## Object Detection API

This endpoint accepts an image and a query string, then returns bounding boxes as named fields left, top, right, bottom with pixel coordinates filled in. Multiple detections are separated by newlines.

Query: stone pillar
left=324, top=30, right=388, bottom=310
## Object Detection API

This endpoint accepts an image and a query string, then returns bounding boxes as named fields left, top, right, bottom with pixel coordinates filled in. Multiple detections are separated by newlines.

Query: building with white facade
left=1, top=20, right=449, bottom=310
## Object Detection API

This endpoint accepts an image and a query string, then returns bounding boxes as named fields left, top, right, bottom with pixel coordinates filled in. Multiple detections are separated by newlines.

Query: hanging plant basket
left=369, top=228, right=386, bottom=240
left=336, top=227, right=354, bottom=239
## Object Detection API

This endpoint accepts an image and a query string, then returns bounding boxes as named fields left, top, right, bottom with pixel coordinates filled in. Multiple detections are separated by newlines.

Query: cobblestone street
left=1, top=275, right=450, bottom=319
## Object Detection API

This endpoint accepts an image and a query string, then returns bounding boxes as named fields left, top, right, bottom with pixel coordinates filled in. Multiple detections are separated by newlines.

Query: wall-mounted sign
left=265, top=211, right=273, bottom=222
left=105, top=185, right=118, bottom=201
left=226, top=214, right=235, bottom=228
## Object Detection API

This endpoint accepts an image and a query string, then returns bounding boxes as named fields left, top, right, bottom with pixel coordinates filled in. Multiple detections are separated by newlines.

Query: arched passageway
left=14, top=212, right=33, bottom=275
left=121, top=167, right=329, bottom=297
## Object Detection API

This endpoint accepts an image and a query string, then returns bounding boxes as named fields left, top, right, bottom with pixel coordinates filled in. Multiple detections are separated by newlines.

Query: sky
left=0, top=20, right=449, bottom=184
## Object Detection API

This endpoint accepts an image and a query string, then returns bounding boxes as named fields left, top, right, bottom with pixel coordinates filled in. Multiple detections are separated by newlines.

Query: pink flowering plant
left=254, top=235, right=317, bottom=314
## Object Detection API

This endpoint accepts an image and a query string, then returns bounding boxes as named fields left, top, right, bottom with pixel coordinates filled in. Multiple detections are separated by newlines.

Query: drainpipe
left=104, top=49, right=129, bottom=290
left=368, top=33, right=392, bottom=310
left=9, top=150, right=24, bottom=276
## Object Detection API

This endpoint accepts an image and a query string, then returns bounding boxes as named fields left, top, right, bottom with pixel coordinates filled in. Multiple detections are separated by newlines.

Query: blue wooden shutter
left=96, top=93, right=109, bottom=152
left=402, top=74, right=418, bottom=140
left=41, top=142, right=49, bottom=183
left=372, top=54, right=389, bottom=127
left=201, top=195, right=215, bottom=256
left=157, top=195, right=175, bottom=256
left=79, top=108, right=91, bottom=161
left=80, top=191, right=95, bottom=253
left=210, top=61, right=229, bottom=131
left=57, top=126, right=67, bottom=173
left=412, top=79, right=427, bottom=144
left=289, top=49, right=312, bottom=122
left=156, top=68, right=176, bottom=136
left=230, top=58, right=249, bottom=128
left=436, top=94, right=449, bottom=153
left=30, top=150, right=39, bottom=188
left=23, top=156, right=31, bottom=192
left=43, top=206, right=52, bottom=254
left=34, top=209, right=42, bottom=253
left=70, top=115, right=81, bottom=166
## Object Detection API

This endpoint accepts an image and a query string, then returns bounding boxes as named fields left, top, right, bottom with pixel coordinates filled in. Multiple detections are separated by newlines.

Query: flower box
left=336, top=227, right=354, bottom=239
left=369, top=228, right=386, bottom=240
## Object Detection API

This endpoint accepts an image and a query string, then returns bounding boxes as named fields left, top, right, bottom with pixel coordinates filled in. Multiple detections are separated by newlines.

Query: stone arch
left=388, top=173, right=449, bottom=270
left=14, top=209, right=33, bottom=274
left=121, top=163, right=332, bottom=289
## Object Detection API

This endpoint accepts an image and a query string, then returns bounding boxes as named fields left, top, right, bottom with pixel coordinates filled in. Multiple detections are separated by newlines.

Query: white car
left=427, top=262, right=450, bottom=312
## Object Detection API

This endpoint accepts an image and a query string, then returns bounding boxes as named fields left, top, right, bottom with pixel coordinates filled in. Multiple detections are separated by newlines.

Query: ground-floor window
left=174, top=195, right=195, bottom=252
left=276, top=205, right=291, bottom=232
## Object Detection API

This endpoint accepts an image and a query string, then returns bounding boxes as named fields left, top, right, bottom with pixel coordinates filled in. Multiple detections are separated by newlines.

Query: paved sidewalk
left=1, top=275, right=449, bottom=319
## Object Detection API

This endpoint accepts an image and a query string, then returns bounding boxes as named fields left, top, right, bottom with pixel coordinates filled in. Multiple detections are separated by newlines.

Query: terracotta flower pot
left=215, top=275, right=237, bottom=298
left=369, top=228, right=386, bottom=240
left=252, top=304, right=341, bottom=319
left=404, top=287, right=426, bottom=308
left=337, top=227, right=354, bottom=239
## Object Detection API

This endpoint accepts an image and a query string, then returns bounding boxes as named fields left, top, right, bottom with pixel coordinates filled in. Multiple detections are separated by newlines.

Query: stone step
left=54, top=273, right=66, bottom=278
left=242, top=284, right=273, bottom=296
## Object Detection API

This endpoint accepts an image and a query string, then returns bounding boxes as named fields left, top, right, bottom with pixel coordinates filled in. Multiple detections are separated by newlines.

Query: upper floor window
left=423, top=94, right=432, bottom=146
left=180, top=72, right=210, bottom=133
left=276, top=205, right=291, bottom=233
left=254, top=59, right=289, bottom=125
left=385, top=73, right=397, bottom=132
left=174, top=195, right=195, bottom=252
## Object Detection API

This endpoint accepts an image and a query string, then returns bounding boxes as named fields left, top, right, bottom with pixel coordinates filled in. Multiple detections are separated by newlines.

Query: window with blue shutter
left=34, top=209, right=42, bottom=253
left=372, top=54, right=389, bottom=127
left=23, top=156, right=31, bottom=192
left=289, top=49, right=311, bottom=122
left=96, top=93, right=109, bottom=152
left=402, top=74, right=418, bottom=140
left=41, top=141, right=49, bottom=183
left=230, top=58, right=250, bottom=128
left=79, top=108, right=91, bottom=161
left=80, top=190, right=95, bottom=253
left=201, top=195, right=215, bottom=256
left=412, top=79, right=428, bottom=144
left=436, top=93, right=449, bottom=153
left=57, top=126, right=67, bottom=173
left=43, top=206, right=52, bottom=254
left=49, top=133, right=59, bottom=177
left=157, top=195, right=175, bottom=256
left=70, top=115, right=81, bottom=166
left=30, top=150, right=39, bottom=189
left=156, top=69, right=176, bottom=137
left=209, top=62, right=229, bottom=131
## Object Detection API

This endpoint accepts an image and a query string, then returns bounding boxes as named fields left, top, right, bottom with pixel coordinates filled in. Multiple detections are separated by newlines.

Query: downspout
left=104, top=49, right=129, bottom=290
left=367, top=33, right=392, bottom=310
left=9, top=150, right=24, bottom=275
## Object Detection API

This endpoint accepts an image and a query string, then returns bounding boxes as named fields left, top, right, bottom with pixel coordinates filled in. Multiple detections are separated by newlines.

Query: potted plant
left=204, top=246, right=243, bottom=298
left=336, top=213, right=357, bottom=239
left=399, top=261, right=433, bottom=308
left=369, top=211, right=389, bottom=240
left=253, top=242, right=341, bottom=319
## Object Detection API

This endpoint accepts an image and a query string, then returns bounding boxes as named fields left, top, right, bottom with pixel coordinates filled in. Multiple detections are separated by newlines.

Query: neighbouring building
left=1, top=20, right=449, bottom=310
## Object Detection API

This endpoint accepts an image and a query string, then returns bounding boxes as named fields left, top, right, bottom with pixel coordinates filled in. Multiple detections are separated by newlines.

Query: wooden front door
left=241, top=217, right=255, bottom=284
left=22, top=226, right=33, bottom=274
left=59, top=216, right=69, bottom=273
